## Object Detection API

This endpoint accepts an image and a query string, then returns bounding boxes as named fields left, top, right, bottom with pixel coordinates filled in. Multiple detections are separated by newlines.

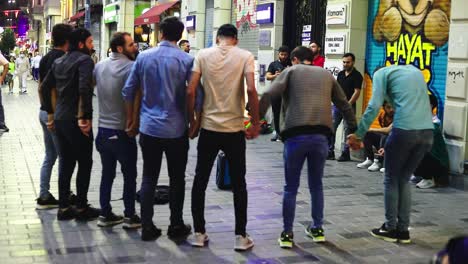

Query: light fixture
left=141, top=33, right=148, bottom=42
left=174, top=12, right=180, bottom=18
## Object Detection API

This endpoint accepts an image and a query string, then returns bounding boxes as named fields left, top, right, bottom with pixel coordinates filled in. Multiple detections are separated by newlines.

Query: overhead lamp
left=141, top=33, right=148, bottom=42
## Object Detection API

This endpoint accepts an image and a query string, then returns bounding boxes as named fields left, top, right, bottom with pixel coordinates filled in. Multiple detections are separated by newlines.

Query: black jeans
left=192, top=129, right=247, bottom=236
left=54, top=120, right=93, bottom=209
left=139, top=132, right=189, bottom=227
left=363, top=132, right=387, bottom=162
left=271, top=94, right=282, bottom=135
left=96, top=127, right=137, bottom=217
left=414, top=153, right=449, bottom=185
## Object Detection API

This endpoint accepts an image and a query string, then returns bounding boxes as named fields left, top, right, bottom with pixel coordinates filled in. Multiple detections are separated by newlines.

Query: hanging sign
left=325, top=33, right=346, bottom=55
left=326, top=4, right=348, bottom=25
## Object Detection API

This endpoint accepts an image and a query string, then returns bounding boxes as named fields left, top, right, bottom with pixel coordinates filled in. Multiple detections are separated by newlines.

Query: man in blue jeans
left=94, top=32, right=140, bottom=228
left=259, top=46, right=356, bottom=248
left=348, top=65, right=434, bottom=244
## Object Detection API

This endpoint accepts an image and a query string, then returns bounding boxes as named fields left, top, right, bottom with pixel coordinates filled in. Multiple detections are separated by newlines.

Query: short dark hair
left=179, top=39, right=189, bottom=47
left=309, top=40, right=322, bottom=49
left=278, top=45, right=290, bottom=53
left=69, top=28, right=92, bottom=51
left=160, top=16, right=184, bottom=42
left=291, top=46, right=314, bottom=63
left=110, top=32, right=131, bottom=52
left=217, top=24, right=238, bottom=39
left=343, top=52, right=356, bottom=61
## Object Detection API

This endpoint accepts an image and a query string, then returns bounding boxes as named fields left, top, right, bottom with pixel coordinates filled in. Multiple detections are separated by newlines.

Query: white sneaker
left=191, top=232, right=209, bottom=247
left=368, top=160, right=381, bottom=172
left=416, top=179, right=435, bottom=189
left=380, top=168, right=385, bottom=173
left=234, top=234, right=254, bottom=251
left=357, top=158, right=373, bottom=169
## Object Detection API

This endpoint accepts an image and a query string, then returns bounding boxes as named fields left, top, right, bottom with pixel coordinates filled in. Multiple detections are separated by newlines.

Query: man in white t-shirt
left=0, top=52, right=9, bottom=132
left=186, top=24, right=260, bottom=251
left=32, top=52, right=42, bottom=81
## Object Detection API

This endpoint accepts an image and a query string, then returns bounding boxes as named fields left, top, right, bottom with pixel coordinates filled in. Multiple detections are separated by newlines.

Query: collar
left=159, top=40, right=178, bottom=48
left=110, top=52, right=130, bottom=60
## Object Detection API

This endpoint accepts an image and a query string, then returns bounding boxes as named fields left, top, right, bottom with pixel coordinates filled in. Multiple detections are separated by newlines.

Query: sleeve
left=318, top=56, right=325, bottom=68
left=331, top=77, right=357, bottom=131
left=195, top=84, right=204, bottom=112
left=244, top=53, right=255, bottom=74
left=40, top=64, right=56, bottom=114
left=266, top=67, right=290, bottom=97
left=78, top=57, right=95, bottom=119
left=192, top=53, right=202, bottom=74
left=122, top=59, right=140, bottom=101
left=267, top=62, right=276, bottom=74
left=354, top=72, right=363, bottom=90
left=38, top=57, right=47, bottom=81
left=356, top=70, right=387, bottom=138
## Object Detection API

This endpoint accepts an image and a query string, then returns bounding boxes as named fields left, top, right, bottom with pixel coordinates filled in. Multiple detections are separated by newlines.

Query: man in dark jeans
left=123, top=17, right=193, bottom=241
left=187, top=24, right=260, bottom=251
left=266, top=46, right=290, bottom=142
left=41, top=28, right=100, bottom=221
left=94, top=32, right=140, bottom=228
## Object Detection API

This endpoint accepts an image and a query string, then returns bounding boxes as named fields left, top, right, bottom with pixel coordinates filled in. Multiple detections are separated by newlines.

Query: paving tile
left=105, top=255, right=146, bottom=263
left=338, top=231, right=371, bottom=239
left=277, top=254, right=320, bottom=263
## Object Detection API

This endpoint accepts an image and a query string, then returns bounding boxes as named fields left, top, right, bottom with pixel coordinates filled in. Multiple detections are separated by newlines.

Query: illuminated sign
left=256, top=3, right=274, bottom=24
left=186, top=15, right=196, bottom=31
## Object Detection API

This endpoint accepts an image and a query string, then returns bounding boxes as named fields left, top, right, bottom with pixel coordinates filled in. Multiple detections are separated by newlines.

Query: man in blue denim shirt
left=122, top=17, right=193, bottom=241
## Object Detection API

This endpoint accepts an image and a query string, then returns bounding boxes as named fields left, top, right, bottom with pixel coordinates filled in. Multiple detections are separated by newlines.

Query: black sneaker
left=68, top=192, right=78, bottom=206
left=327, top=151, right=335, bottom=160
left=123, top=215, right=142, bottom=229
left=57, top=207, right=76, bottom=221
left=75, top=205, right=101, bottom=221
left=0, top=124, right=9, bottom=133
left=97, top=212, right=124, bottom=227
left=337, top=153, right=351, bottom=162
left=398, top=230, right=411, bottom=244
left=278, top=231, right=294, bottom=249
left=371, top=224, right=398, bottom=243
left=167, top=224, right=192, bottom=238
left=36, top=194, right=59, bottom=210
left=305, top=226, right=326, bottom=242
left=141, top=224, right=162, bottom=241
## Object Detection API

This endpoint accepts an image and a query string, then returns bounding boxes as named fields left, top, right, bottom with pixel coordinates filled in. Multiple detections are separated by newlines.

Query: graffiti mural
left=234, top=0, right=258, bottom=36
left=364, top=0, right=451, bottom=121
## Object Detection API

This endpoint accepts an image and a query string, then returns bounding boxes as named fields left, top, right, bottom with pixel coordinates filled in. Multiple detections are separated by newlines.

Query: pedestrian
left=258, top=46, right=356, bottom=248
left=94, top=32, right=141, bottom=229
left=178, top=39, right=190, bottom=53
left=32, top=51, right=42, bottom=81
left=41, top=28, right=100, bottom=221
left=309, top=41, right=325, bottom=67
left=329, top=53, right=363, bottom=161
left=123, top=17, right=193, bottom=241
left=186, top=23, right=261, bottom=251
left=7, top=56, right=15, bottom=94
left=0, top=51, right=10, bottom=133
left=348, top=65, right=434, bottom=244
left=15, top=52, right=30, bottom=94
left=266, top=45, right=291, bottom=142
left=36, top=23, right=74, bottom=209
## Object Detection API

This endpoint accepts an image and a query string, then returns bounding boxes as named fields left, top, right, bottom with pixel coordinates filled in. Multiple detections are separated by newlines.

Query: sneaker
left=416, top=179, right=435, bottom=189
left=141, top=224, right=162, bottom=241
left=36, top=194, right=59, bottom=210
left=270, top=134, right=280, bottom=142
left=305, top=227, right=326, bottom=242
left=327, top=151, right=335, bottom=160
left=278, top=231, right=294, bottom=249
left=0, top=124, right=9, bottom=133
left=123, top=215, right=142, bottom=229
left=75, top=205, right=101, bottom=221
left=191, top=232, right=209, bottom=247
left=234, top=234, right=254, bottom=251
left=380, top=167, right=385, bottom=173
left=337, top=153, right=351, bottom=162
left=57, top=207, right=76, bottom=221
left=368, top=160, right=382, bottom=172
left=97, top=212, right=124, bottom=227
left=397, top=230, right=411, bottom=244
left=168, top=224, right=192, bottom=238
left=68, top=192, right=78, bottom=206
left=410, top=175, right=423, bottom=184
left=357, top=158, right=373, bottom=169
left=370, top=223, right=398, bottom=243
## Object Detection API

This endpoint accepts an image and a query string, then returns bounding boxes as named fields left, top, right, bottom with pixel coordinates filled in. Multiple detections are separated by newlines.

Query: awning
left=134, top=1, right=178, bottom=26
left=69, top=11, right=85, bottom=21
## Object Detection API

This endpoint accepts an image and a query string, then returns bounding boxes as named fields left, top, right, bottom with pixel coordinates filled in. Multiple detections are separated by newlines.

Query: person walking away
left=7, top=57, right=15, bottom=94
left=0, top=52, right=9, bottom=132
left=41, top=28, right=100, bottom=221
left=16, top=52, right=30, bottom=94
left=32, top=52, right=42, bottom=81
left=186, top=24, right=261, bottom=251
left=123, top=17, right=193, bottom=241
left=347, top=65, right=434, bottom=244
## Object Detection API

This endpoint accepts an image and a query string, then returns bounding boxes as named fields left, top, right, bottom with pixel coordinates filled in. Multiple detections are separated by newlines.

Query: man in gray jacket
left=94, top=32, right=140, bottom=228
left=259, top=46, right=356, bottom=248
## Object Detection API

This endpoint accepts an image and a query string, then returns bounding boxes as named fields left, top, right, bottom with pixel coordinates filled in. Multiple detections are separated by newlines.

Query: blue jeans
left=96, top=127, right=137, bottom=218
left=283, top=134, right=329, bottom=232
left=329, top=105, right=356, bottom=154
left=383, top=128, right=433, bottom=231
left=39, top=110, right=59, bottom=198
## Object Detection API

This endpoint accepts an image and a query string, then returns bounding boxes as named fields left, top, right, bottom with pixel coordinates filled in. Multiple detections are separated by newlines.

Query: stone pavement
left=1, top=80, right=468, bottom=264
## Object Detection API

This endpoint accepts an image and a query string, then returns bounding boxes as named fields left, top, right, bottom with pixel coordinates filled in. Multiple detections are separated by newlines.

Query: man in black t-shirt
left=266, top=45, right=291, bottom=141
left=36, top=23, right=73, bottom=210
left=330, top=52, right=363, bottom=161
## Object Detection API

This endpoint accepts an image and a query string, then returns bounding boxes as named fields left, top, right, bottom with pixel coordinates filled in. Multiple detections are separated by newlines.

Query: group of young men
left=32, top=15, right=435, bottom=251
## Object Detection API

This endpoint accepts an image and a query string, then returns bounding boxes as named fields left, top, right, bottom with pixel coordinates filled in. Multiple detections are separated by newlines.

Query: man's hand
left=245, top=123, right=261, bottom=140
left=78, top=119, right=92, bottom=137
left=347, top=134, right=363, bottom=150
left=188, top=119, right=201, bottom=139
left=125, top=118, right=139, bottom=137
left=377, top=148, right=385, bottom=156
left=47, top=114, right=55, bottom=131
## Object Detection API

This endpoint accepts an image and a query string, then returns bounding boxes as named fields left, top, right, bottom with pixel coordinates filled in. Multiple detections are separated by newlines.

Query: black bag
left=135, top=185, right=170, bottom=205
left=216, top=152, right=232, bottom=190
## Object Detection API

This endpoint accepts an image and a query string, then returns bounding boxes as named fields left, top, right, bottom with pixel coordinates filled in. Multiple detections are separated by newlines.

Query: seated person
left=413, top=94, right=449, bottom=189
left=357, top=101, right=394, bottom=171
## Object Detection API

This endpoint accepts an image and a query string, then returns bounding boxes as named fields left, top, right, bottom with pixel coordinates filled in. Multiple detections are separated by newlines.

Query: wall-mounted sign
left=326, top=4, right=347, bottom=25
left=104, top=3, right=119, bottom=24
left=301, top=25, right=312, bottom=46
left=186, top=15, right=196, bottom=31
left=325, top=33, right=346, bottom=55
left=324, top=60, right=343, bottom=79
left=259, top=30, right=271, bottom=47
left=256, top=3, right=274, bottom=24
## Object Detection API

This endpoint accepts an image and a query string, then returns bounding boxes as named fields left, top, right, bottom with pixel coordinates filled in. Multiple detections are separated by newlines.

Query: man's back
left=194, top=45, right=254, bottom=132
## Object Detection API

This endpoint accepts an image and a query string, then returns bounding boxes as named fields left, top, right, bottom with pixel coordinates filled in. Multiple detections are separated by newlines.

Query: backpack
left=216, top=152, right=232, bottom=190
left=135, top=185, right=170, bottom=205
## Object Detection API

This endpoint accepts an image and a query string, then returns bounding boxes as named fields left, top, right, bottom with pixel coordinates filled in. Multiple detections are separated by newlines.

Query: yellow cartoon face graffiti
left=373, top=0, right=451, bottom=46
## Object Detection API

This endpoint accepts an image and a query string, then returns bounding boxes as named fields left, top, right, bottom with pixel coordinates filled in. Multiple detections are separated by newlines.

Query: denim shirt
left=122, top=41, right=195, bottom=139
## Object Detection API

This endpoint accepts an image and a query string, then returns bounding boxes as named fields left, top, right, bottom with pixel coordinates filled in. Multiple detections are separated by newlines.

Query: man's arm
left=369, top=123, right=392, bottom=134
left=259, top=68, right=289, bottom=118
left=122, top=61, right=141, bottom=135
left=0, top=62, right=8, bottom=84
left=77, top=58, right=94, bottom=120
left=348, top=88, right=361, bottom=105
left=332, top=79, right=357, bottom=131
left=245, top=72, right=260, bottom=139
left=186, top=71, right=202, bottom=125
left=265, top=62, right=278, bottom=81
